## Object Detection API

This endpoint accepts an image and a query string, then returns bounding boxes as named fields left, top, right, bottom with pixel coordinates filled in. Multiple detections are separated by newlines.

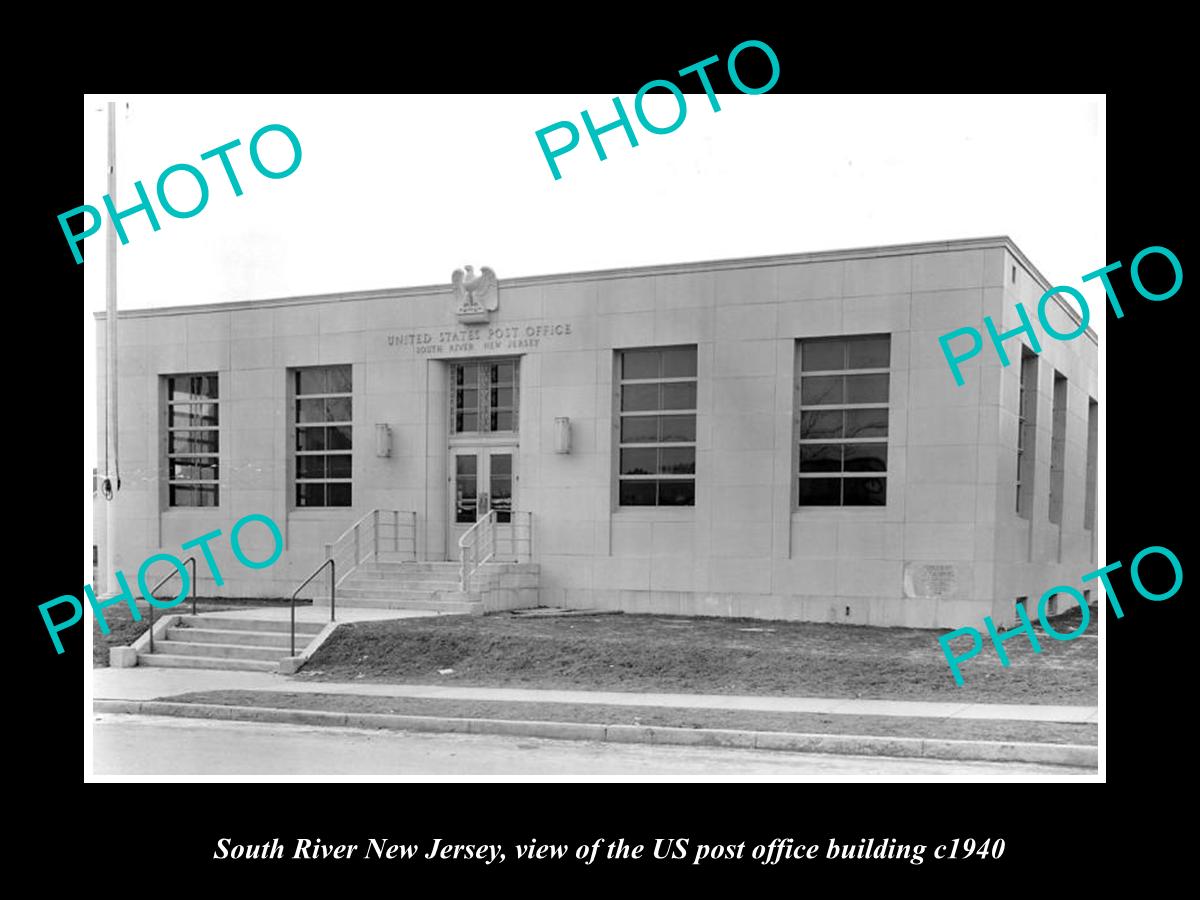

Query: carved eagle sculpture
left=452, top=265, right=499, bottom=311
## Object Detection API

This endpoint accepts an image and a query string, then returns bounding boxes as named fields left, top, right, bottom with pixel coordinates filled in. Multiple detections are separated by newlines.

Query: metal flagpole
left=104, top=101, right=119, bottom=594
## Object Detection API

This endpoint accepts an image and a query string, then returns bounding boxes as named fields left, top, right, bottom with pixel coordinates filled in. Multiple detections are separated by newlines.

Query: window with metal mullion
left=796, top=367, right=890, bottom=377
left=619, top=376, right=698, bottom=384
left=167, top=456, right=220, bottom=482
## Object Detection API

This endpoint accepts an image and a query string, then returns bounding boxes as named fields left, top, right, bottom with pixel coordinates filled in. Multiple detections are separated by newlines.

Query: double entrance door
left=448, top=443, right=517, bottom=557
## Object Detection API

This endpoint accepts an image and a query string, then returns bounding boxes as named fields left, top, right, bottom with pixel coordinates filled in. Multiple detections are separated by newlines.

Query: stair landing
left=320, top=560, right=539, bottom=614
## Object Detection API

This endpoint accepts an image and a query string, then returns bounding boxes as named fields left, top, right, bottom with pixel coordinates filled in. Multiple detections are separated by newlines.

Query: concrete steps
left=136, top=613, right=325, bottom=672
left=151, top=640, right=293, bottom=661
left=322, top=596, right=481, bottom=614
left=316, top=559, right=538, bottom=614
left=177, top=614, right=324, bottom=635
left=138, top=654, right=279, bottom=672
left=165, top=627, right=301, bottom=647
left=338, top=587, right=470, bottom=601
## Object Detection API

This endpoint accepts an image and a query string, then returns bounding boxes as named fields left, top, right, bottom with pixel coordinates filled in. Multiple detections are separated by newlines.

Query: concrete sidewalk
left=91, top=667, right=1098, bottom=724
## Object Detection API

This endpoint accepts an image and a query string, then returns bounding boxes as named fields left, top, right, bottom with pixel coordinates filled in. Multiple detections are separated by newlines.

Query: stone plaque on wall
left=903, top=562, right=967, bottom=600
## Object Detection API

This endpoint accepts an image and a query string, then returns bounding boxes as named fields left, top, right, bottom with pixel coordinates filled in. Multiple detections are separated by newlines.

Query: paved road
left=92, top=715, right=1096, bottom=779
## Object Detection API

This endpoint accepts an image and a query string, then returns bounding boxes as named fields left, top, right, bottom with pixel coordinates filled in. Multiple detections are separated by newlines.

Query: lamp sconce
left=554, top=416, right=571, bottom=454
left=375, top=423, right=392, bottom=458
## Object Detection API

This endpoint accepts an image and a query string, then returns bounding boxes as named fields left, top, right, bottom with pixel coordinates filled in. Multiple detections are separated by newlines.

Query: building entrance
left=446, top=358, right=519, bottom=560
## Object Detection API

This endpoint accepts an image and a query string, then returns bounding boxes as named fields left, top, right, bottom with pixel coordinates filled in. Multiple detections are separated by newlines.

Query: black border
left=28, top=27, right=1190, bottom=887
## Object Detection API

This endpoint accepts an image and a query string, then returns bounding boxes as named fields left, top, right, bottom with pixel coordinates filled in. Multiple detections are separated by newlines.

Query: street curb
left=93, top=699, right=1097, bottom=767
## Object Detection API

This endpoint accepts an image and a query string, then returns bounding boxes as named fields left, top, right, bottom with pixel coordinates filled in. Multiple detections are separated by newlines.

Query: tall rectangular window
left=1016, top=347, right=1038, bottom=518
left=617, top=346, right=697, bottom=506
left=166, top=373, right=219, bottom=507
left=1085, top=397, right=1098, bottom=530
left=1049, top=371, right=1068, bottom=524
left=796, top=335, right=890, bottom=507
left=451, top=360, right=519, bottom=434
left=294, top=365, right=352, bottom=507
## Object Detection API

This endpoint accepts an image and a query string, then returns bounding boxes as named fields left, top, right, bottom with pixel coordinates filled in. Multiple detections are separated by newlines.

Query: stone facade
left=93, top=237, right=1099, bottom=628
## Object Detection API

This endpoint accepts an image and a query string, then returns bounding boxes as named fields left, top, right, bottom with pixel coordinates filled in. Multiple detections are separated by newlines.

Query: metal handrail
left=458, top=510, right=534, bottom=592
left=146, top=556, right=197, bottom=654
left=327, top=508, right=418, bottom=588
left=290, top=558, right=335, bottom=657
left=458, top=510, right=497, bottom=592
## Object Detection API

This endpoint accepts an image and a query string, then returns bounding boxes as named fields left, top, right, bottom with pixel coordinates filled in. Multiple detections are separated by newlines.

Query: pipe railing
left=290, top=558, right=335, bottom=658
left=327, top=509, right=417, bottom=587
left=458, top=511, right=532, bottom=593
left=146, top=556, right=197, bottom=654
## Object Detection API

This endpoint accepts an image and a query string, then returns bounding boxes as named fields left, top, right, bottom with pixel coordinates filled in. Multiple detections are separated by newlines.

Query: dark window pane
left=327, top=483, right=352, bottom=507
left=844, top=477, right=886, bottom=505
left=622, top=383, right=659, bottom=411
left=800, top=410, right=843, bottom=439
left=800, top=444, right=841, bottom=473
left=457, top=388, right=477, bottom=410
left=297, top=456, right=325, bottom=479
left=846, top=408, right=889, bottom=438
left=492, top=410, right=513, bottom=431
left=847, top=336, right=890, bottom=369
left=296, top=369, right=326, bottom=396
left=328, top=365, right=352, bottom=394
left=662, top=347, right=697, bottom=377
left=844, top=444, right=888, bottom=472
left=801, top=340, right=845, bottom=372
left=491, top=476, right=512, bottom=521
left=661, top=382, right=697, bottom=410
left=798, top=478, right=840, bottom=505
left=171, top=484, right=218, bottom=507
left=620, top=448, right=657, bottom=475
left=456, top=411, right=478, bottom=432
left=659, top=447, right=695, bottom=474
left=296, top=482, right=324, bottom=507
left=168, top=430, right=219, bottom=454
left=622, top=350, right=660, bottom=380
left=801, top=375, right=843, bottom=405
left=845, top=374, right=889, bottom=404
left=297, top=398, right=324, bottom=423
left=169, top=459, right=218, bottom=481
left=493, top=387, right=513, bottom=408
left=456, top=458, right=478, bottom=522
left=327, top=455, right=352, bottom=478
left=326, top=397, right=352, bottom=422
left=327, top=425, right=352, bottom=450
left=619, top=480, right=656, bottom=506
left=493, top=363, right=514, bottom=384
left=659, top=415, right=696, bottom=442
left=296, top=427, right=325, bottom=452
left=490, top=454, right=512, bottom=476
left=621, top=417, right=659, bottom=443
left=169, top=375, right=218, bottom=402
left=170, top=403, right=218, bottom=427
left=658, top=479, right=695, bottom=506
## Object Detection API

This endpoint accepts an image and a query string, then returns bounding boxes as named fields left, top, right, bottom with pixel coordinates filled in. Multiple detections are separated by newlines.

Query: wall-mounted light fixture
left=554, top=416, right=571, bottom=454
left=375, top=423, right=392, bottom=458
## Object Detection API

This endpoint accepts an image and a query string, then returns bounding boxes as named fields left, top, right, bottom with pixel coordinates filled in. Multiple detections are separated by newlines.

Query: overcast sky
left=80, top=94, right=1105, bottom=314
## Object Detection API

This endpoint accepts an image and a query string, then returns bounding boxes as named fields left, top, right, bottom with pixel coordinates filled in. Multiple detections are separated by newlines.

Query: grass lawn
left=92, top=598, right=302, bottom=668
left=299, top=607, right=1098, bottom=704
left=157, top=690, right=1098, bottom=746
